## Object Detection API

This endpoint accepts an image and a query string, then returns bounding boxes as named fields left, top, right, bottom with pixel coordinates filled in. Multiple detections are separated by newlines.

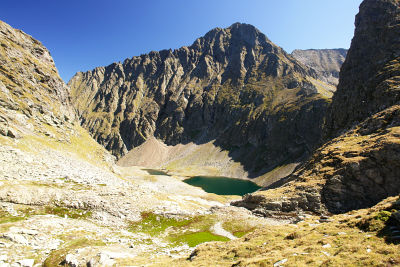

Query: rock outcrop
left=0, top=20, right=75, bottom=138
left=234, top=0, right=400, bottom=215
left=69, top=23, right=334, bottom=178
left=292, top=49, right=347, bottom=86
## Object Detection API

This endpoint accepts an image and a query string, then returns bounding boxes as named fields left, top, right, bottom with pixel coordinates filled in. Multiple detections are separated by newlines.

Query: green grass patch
left=0, top=217, right=25, bottom=224
left=129, top=213, right=233, bottom=247
left=222, top=220, right=255, bottom=238
left=374, top=211, right=392, bottom=222
left=0, top=209, right=31, bottom=224
left=170, top=231, right=230, bottom=247
left=0, top=214, right=25, bottom=224
left=128, top=212, right=193, bottom=236
left=356, top=210, right=393, bottom=232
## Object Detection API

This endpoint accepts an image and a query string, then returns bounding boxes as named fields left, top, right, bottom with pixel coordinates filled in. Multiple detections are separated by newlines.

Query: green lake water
left=183, top=176, right=261, bottom=196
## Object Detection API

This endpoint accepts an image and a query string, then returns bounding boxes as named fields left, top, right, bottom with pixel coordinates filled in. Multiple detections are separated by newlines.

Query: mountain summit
left=69, top=23, right=333, bottom=180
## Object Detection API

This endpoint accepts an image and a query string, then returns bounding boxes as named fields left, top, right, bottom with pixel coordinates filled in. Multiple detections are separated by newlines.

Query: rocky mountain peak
left=191, top=22, right=277, bottom=61
left=209, top=22, right=268, bottom=46
left=69, top=22, right=333, bottom=180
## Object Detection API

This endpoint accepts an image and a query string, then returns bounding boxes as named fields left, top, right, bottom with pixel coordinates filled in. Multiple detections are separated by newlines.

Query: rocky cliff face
left=234, top=0, right=400, bottom=214
left=325, top=0, right=400, bottom=139
left=291, top=49, right=347, bottom=86
left=0, top=20, right=75, bottom=138
left=69, top=23, right=333, bottom=178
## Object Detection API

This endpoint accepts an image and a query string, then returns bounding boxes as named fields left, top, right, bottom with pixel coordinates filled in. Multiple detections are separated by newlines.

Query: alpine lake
left=183, top=176, right=261, bottom=196
left=145, top=169, right=261, bottom=196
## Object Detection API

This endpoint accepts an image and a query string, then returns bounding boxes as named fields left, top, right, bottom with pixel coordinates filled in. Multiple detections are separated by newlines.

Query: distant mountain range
left=292, top=48, right=347, bottom=86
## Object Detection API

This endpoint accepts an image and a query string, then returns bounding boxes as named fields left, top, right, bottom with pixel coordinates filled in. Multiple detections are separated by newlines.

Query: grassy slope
left=168, top=196, right=400, bottom=267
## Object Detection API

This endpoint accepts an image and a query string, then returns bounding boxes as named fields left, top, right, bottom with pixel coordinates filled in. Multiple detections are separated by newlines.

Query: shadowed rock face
left=325, top=0, right=400, bottom=139
left=291, top=49, right=347, bottom=86
left=320, top=0, right=400, bottom=211
left=234, top=0, right=400, bottom=215
left=69, top=23, right=333, bottom=178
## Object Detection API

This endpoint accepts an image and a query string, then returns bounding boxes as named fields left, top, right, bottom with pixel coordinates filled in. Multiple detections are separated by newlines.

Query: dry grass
left=43, top=238, right=105, bottom=267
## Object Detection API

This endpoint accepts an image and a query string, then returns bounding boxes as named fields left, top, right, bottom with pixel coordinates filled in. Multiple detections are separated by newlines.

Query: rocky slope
left=69, top=23, right=334, bottom=180
left=0, top=20, right=74, bottom=139
left=234, top=0, right=400, bottom=215
left=292, top=48, right=347, bottom=86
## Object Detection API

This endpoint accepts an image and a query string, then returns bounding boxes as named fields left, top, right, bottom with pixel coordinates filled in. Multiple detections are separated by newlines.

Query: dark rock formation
left=234, top=0, right=400, bottom=215
left=291, top=49, right=347, bottom=86
left=325, top=0, right=400, bottom=139
left=69, top=23, right=333, bottom=177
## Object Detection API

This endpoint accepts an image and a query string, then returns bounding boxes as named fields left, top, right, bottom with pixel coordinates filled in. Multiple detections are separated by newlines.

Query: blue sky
left=1, top=0, right=362, bottom=82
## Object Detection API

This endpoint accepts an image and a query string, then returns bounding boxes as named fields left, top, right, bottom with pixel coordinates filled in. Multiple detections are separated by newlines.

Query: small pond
left=183, top=176, right=261, bottom=196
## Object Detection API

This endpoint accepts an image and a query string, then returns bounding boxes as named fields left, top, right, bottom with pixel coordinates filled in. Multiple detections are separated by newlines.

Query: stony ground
left=0, top=126, right=399, bottom=267
left=0, top=129, right=399, bottom=267
left=0, top=130, right=274, bottom=267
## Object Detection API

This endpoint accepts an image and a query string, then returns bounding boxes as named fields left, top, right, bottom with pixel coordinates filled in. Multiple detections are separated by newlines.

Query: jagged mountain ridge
left=234, top=0, right=400, bottom=214
left=69, top=22, right=334, bottom=178
left=291, top=48, right=348, bottom=86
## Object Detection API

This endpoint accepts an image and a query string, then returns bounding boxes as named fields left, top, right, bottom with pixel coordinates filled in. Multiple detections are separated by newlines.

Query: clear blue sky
left=1, top=0, right=362, bottom=82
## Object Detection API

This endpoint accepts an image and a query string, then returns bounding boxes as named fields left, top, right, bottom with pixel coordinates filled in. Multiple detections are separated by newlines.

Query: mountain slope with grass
left=0, top=20, right=75, bottom=139
left=166, top=1, right=400, bottom=264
